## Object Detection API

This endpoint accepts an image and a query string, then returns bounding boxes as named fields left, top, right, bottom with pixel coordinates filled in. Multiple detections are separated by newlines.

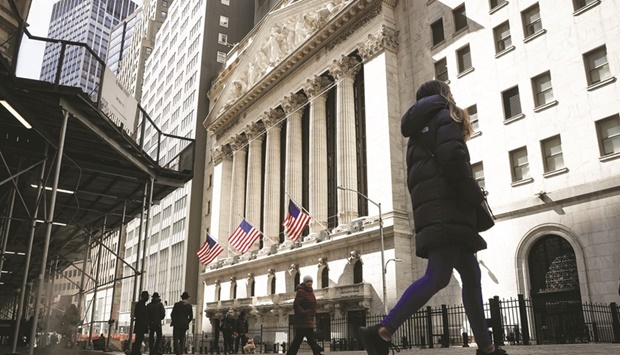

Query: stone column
left=303, top=75, right=332, bottom=235
left=245, top=120, right=266, bottom=250
left=330, top=55, right=361, bottom=229
left=213, top=145, right=233, bottom=253
left=281, top=93, right=307, bottom=223
left=229, top=134, right=248, bottom=238
left=262, top=108, right=285, bottom=245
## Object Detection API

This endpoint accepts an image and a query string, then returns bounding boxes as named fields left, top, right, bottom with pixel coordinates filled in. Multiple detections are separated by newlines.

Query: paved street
left=2, top=343, right=620, bottom=355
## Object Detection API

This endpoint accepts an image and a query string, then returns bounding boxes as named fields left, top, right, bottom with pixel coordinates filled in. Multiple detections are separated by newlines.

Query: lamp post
left=336, top=186, right=387, bottom=314
left=384, top=258, right=402, bottom=274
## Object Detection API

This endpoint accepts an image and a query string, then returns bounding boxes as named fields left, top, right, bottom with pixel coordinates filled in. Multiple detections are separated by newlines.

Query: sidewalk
left=1, top=343, right=619, bottom=354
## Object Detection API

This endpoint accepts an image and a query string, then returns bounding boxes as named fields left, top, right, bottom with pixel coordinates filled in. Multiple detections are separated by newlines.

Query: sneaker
left=476, top=345, right=508, bottom=355
left=359, top=325, right=390, bottom=355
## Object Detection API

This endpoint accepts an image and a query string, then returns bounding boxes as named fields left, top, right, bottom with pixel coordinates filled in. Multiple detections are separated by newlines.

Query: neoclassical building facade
left=198, top=0, right=412, bottom=336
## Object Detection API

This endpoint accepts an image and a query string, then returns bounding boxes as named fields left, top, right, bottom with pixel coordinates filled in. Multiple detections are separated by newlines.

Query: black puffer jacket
left=401, top=94, right=487, bottom=258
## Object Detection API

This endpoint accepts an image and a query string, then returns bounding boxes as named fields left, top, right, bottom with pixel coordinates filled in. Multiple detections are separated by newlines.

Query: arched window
left=321, top=267, right=329, bottom=288
left=216, top=284, right=221, bottom=301
left=270, top=276, right=276, bottom=295
left=294, top=272, right=300, bottom=289
left=231, top=282, right=237, bottom=300
left=353, top=260, right=363, bottom=284
left=250, top=280, right=255, bottom=297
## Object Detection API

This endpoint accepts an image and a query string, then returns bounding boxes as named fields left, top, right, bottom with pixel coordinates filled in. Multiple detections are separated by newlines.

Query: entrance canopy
left=0, top=54, right=194, bottom=305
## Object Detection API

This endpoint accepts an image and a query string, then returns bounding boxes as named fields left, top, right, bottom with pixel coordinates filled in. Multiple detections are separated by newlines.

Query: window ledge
left=511, top=177, right=533, bottom=187
left=524, top=29, right=546, bottom=43
left=543, top=167, right=569, bottom=178
left=534, top=100, right=558, bottom=112
left=457, top=67, right=475, bottom=78
left=587, top=77, right=617, bottom=91
left=470, top=131, right=482, bottom=139
left=495, top=45, right=516, bottom=58
left=431, top=40, right=446, bottom=50
left=453, top=26, right=469, bottom=38
left=600, top=152, right=620, bottom=162
left=503, top=113, right=525, bottom=125
left=489, top=1, right=509, bottom=15
left=574, top=0, right=601, bottom=16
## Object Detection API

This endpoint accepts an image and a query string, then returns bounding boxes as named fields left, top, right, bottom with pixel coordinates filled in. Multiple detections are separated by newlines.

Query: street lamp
left=336, top=186, right=388, bottom=314
left=384, top=258, right=402, bottom=274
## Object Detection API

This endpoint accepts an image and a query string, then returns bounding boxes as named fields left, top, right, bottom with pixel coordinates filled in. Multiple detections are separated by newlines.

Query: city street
left=2, top=343, right=620, bottom=355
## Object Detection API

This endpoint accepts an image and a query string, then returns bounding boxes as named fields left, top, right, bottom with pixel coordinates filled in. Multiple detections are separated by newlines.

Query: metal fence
left=190, top=296, right=620, bottom=354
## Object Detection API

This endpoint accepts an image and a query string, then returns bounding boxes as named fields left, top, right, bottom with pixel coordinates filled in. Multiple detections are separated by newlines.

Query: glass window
left=457, top=45, right=472, bottom=73
left=221, top=0, right=230, bottom=5
left=490, top=0, right=507, bottom=10
left=434, top=58, right=448, bottom=81
left=596, top=115, right=620, bottom=156
left=217, top=51, right=227, bottom=63
left=574, top=0, right=596, bottom=11
left=502, top=86, right=522, bottom=119
left=453, top=4, right=467, bottom=32
left=584, top=46, right=611, bottom=85
left=510, top=147, right=530, bottom=182
left=431, top=18, right=444, bottom=46
left=467, top=105, right=479, bottom=133
left=541, top=136, right=564, bottom=172
left=532, top=71, right=554, bottom=107
left=219, top=15, right=229, bottom=28
left=161, top=11, right=166, bottom=18
left=493, top=21, right=512, bottom=53
left=471, top=162, right=485, bottom=189
left=522, top=3, right=542, bottom=37
left=162, top=1, right=168, bottom=7
left=218, top=33, right=228, bottom=45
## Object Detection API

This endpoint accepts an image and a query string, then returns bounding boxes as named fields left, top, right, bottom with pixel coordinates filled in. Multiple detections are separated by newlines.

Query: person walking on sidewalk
left=132, top=291, right=150, bottom=355
left=147, top=292, right=166, bottom=355
left=234, top=311, right=249, bottom=354
left=286, top=275, right=323, bottom=355
left=359, top=80, right=507, bottom=355
left=171, top=291, right=193, bottom=355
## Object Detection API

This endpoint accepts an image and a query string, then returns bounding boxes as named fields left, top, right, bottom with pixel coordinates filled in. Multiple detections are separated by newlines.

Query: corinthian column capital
left=358, top=25, right=399, bottom=60
left=263, top=107, right=286, bottom=128
left=212, top=145, right=232, bottom=164
left=281, top=93, right=308, bottom=114
left=329, top=55, right=361, bottom=80
left=229, top=134, right=248, bottom=151
left=303, top=75, right=333, bottom=99
left=245, top=120, right=266, bottom=141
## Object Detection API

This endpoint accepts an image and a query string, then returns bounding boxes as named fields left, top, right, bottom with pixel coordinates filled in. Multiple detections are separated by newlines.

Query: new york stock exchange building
left=196, top=0, right=620, bottom=347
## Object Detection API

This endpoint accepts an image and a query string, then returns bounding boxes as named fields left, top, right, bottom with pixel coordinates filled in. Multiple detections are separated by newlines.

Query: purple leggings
left=381, top=246, right=492, bottom=348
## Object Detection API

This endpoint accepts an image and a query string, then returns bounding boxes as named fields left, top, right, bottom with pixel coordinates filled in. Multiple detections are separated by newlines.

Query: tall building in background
left=0, top=0, right=32, bottom=69
left=118, top=0, right=255, bottom=338
left=107, top=6, right=142, bottom=75
left=39, top=0, right=137, bottom=95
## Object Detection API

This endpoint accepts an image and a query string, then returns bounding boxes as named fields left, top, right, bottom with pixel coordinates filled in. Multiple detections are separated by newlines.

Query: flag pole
left=285, top=192, right=330, bottom=234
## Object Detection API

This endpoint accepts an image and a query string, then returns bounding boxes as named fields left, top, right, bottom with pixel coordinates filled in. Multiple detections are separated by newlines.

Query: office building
left=39, top=0, right=137, bottom=96
left=199, top=0, right=620, bottom=344
left=117, top=0, right=255, bottom=337
left=107, top=6, right=142, bottom=75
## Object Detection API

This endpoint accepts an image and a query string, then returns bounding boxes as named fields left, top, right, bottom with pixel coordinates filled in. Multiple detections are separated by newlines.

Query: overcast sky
left=15, top=0, right=142, bottom=79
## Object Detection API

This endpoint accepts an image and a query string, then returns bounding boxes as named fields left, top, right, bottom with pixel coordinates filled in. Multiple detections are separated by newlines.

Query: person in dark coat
left=147, top=292, right=166, bottom=355
left=234, top=311, right=249, bottom=354
left=60, top=304, right=79, bottom=348
left=286, top=276, right=323, bottom=355
left=132, top=291, right=150, bottom=355
left=359, top=80, right=506, bottom=355
left=171, top=291, right=193, bottom=355
left=220, top=309, right=235, bottom=354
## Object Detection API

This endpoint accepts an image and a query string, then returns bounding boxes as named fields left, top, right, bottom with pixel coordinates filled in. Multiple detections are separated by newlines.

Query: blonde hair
left=415, top=80, right=473, bottom=140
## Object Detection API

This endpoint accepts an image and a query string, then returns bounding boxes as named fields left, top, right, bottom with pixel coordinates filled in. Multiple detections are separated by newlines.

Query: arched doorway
left=528, top=234, right=584, bottom=343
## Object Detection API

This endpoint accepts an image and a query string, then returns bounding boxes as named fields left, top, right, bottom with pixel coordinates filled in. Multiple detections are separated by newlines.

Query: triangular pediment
left=211, top=0, right=354, bottom=120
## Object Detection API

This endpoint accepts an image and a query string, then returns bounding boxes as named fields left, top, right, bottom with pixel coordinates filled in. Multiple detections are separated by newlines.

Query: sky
left=15, top=0, right=142, bottom=79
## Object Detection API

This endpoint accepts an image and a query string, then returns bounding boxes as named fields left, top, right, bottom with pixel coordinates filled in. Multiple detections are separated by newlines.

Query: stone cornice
left=358, top=24, right=399, bottom=60
left=206, top=0, right=381, bottom=136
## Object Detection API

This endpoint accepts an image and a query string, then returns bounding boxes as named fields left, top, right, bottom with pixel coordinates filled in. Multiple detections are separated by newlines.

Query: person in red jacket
left=286, top=276, right=323, bottom=355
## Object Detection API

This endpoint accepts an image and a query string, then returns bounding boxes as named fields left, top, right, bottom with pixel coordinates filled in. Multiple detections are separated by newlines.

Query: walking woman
left=359, top=80, right=506, bottom=355
left=286, top=276, right=323, bottom=355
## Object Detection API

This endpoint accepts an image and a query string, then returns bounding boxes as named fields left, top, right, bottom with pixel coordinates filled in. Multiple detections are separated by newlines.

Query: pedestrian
left=220, top=309, right=235, bottom=354
left=359, top=80, right=506, bottom=355
left=286, top=275, right=323, bottom=355
left=147, top=292, right=166, bottom=355
left=60, top=304, right=79, bottom=348
left=234, top=311, right=249, bottom=354
left=132, top=291, right=150, bottom=355
left=171, top=291, right=193, bottom=355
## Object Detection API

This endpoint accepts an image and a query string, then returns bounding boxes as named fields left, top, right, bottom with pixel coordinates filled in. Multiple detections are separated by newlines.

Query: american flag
left=229, top=220, right=262, bottom=254
left=282, top=200, right=311, bottom=241
left=196, top=234, right=223, bottom=266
